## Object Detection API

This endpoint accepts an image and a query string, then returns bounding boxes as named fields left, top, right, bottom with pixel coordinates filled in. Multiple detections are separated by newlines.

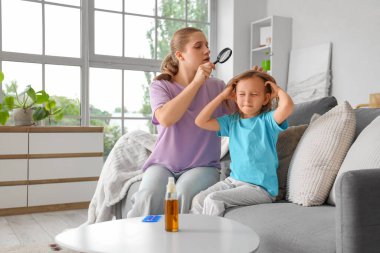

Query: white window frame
left=0, top=0, right=217, bottom=128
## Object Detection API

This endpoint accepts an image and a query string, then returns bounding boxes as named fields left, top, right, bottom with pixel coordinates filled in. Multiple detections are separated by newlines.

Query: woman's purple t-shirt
left=142, top=77, right=226, bottom=172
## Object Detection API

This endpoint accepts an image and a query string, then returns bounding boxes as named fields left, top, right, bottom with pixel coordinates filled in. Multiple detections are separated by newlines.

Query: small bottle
left=165, top=177, right=179, bottom=232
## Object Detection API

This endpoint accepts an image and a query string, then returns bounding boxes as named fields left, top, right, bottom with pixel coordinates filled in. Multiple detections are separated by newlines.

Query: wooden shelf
left=0, top=126, right=103, bottom=133
left=251, top=45, right=271, bottom=53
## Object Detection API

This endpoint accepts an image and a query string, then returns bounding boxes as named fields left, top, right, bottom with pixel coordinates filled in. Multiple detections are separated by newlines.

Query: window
left=0, top=0, right=215, bottom=157
left=0, top=0, right=82, bottom=127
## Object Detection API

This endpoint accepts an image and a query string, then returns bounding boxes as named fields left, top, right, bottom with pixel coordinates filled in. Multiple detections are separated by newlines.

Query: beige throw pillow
left=327, top=116, right=380, bottom=205
left=287, top=102, right=356, bottom=206
left=276, top=124, right=308, bottom=200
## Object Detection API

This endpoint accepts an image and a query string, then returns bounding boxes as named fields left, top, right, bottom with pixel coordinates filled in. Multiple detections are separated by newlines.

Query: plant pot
left=13, top=108, right=34, bottom=126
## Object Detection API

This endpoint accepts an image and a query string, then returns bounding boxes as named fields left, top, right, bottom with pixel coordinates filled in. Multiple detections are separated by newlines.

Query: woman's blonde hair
left=224, top=70, right=278, bottom=115
left=155, top=27, right=203, bottom=81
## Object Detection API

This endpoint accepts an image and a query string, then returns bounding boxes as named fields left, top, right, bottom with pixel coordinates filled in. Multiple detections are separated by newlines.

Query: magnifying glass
left=213, top=47, right=232, bottom=64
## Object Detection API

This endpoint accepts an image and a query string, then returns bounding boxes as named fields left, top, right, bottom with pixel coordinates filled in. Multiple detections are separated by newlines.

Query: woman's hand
left=193, top=62, right=215, bottom=85
left=265, top=81, right=280, bottom=99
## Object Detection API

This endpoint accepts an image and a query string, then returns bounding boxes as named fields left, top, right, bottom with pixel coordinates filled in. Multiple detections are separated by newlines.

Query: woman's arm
left=195, top=85, right=234, bottom=131
left=155, top=62, right=213, bottom=127
left=265, top=81, right=294, bottom=124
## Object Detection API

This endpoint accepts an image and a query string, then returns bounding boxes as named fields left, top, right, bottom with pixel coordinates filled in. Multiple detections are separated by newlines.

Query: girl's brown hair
left=224, top=70, right=278, bottom=115
left=155, top=27, right=203, bottom=81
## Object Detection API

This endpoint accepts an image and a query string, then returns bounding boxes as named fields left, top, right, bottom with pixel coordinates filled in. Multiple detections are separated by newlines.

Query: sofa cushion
left=287, top=96, right=337, bottom=126
left=354, top=108, right=380, bottom=139
left=328, top=116, right=380, bottom=205
left=276, top=124, right=308, bottom=200
left=224, top=203, right=335, bottom=253
left=119, top=180, right=141, bottom=219
left=287, top=102, right=356, bottom=206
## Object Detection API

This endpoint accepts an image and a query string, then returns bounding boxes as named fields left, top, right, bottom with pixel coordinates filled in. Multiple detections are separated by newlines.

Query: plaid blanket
left=86, top=130, right=155, bottom=224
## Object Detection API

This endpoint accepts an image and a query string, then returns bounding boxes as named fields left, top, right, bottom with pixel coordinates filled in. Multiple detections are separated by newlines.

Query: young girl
left=127, top=27, right=229, bottom=217
left=190, top=70, right=294, bottom=216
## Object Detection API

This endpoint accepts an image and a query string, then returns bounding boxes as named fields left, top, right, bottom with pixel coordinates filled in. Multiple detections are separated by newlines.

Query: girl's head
left=226, top=70, right=277, bottom=118
left=155, top=27, right=210, bottom=81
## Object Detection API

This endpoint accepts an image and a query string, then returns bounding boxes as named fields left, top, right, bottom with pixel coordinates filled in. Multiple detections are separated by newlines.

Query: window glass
left=45, top=117, right=81, bottom=126
left=187, top=0, right=209, bottom=22
left=156, top=20, right=186, bottom=59
left=124, top=0, right=155, bottom=15
left=89, top=68, right=121, bottom=117
left=45, top=64, right=81, bottom=117
left=45, top=5, right=80, bottom=57
left=46, top=0, right=80, bottom=6
left=95, top=11, right=122, bottom=56
left=188, top=22, right=209, bottom=39
left=2, top=0, right=42, bottom=54
left=157, top=0, right=185, bottom=19
left=124, top=119, right=153, bottom=134
left=1, top=61, right=42, bottom=92
left=123, top=70, right=153, bottom=116
left=90, top=118, right=122, bottom=159
left=124, top=16, right=155, bottom=59
left=95, top=0, right=122, bottom=12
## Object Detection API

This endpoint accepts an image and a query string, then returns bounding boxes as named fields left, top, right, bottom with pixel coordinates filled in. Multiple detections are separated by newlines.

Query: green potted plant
left=0, top=78, right=64, bottom=126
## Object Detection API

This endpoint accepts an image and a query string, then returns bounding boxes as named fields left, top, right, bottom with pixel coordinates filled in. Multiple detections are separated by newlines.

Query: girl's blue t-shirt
left=217, top=111, right=288, bottom=196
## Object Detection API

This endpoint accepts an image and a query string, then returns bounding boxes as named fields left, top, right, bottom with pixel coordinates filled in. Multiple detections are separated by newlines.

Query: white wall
left=233, top=0, right=267, bottom=76
left=217, top=0, right=380, bottom=106
left=216, top=0, right=267, bottom=83
left=267, top=0, right=380, bottom=106
left=215, top=0, right=234, bottom=83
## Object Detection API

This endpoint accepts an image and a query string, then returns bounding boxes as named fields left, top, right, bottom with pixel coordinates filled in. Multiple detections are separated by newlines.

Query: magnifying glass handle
left=213, top=60, right=219, bottom=64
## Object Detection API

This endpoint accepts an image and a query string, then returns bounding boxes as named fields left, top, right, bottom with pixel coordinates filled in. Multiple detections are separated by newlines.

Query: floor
left=0, top=209, right=87, bottom=251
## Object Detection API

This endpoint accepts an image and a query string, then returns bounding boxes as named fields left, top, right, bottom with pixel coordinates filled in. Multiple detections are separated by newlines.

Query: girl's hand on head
left=220, top=84, right=235, bottom=100
left=251, top=65, right=265, bottom=73
left=265, top=81, right=279, bottom=99
left=193, top=62, right=215, bottom=84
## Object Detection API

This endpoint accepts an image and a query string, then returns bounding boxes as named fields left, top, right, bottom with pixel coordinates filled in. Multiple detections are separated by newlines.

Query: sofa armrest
left=335, top=168, right=380, bottom=253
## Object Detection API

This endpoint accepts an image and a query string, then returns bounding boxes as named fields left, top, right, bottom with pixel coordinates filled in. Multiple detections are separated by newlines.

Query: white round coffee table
left=55, top=214, right=259, bottom=253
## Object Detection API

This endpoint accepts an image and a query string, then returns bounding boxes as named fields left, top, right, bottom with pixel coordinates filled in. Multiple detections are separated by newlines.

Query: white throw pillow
left=327, top=115, right=380, bottom=205
left=287, top=102, right=356, bottom=206
left=309, top=113, right=321, bottom=124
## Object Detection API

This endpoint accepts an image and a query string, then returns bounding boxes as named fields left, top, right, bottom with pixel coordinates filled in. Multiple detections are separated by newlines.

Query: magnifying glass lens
left=219, top=52, right=231, bottom=62
left=213, top=48, right=232, bottom=64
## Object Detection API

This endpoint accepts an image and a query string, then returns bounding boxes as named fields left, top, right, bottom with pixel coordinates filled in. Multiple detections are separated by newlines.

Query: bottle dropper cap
left=167, top=177, right=176, bottom=193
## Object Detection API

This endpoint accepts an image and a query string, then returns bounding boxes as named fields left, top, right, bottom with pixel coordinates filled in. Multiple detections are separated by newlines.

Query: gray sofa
left=115, top=97, right=380, bottom=253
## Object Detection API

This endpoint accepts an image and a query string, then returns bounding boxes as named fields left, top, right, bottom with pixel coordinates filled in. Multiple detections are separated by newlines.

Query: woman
left=127, top=27, right=228, bottom=217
